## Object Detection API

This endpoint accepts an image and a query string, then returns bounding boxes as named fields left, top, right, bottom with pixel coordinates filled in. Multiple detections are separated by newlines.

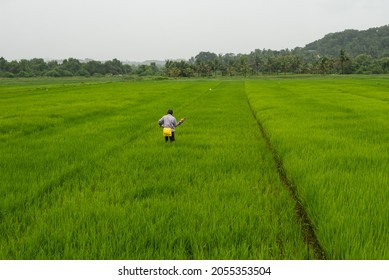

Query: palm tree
left=339, top=49, right=349, bottom=74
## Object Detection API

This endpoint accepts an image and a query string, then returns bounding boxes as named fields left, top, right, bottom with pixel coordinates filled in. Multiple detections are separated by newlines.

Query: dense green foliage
left=0, top=57, right=134, bottom=78
left=304, top=25, right=389, bottom=58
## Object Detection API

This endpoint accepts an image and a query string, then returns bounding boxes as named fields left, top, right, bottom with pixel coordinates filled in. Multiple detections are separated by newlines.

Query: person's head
left=167, top=109, right=173, bottom=115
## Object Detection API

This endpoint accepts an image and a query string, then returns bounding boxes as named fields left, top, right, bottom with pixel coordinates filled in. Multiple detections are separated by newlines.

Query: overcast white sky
left=1, top=0, right=388, bottom=61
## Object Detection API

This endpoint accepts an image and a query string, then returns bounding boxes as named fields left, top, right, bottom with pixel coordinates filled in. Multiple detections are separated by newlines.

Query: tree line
left=165, top=49, right=389, bottom=77
left=1, top=49, right=389, bottom=79
left=3, top=25, right=389, bottom=78
left=0, top=57, right=136, bottom=78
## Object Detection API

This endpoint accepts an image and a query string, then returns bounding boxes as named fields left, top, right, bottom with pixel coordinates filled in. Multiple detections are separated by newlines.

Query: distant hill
left=303, top=25, right=389, bottom=58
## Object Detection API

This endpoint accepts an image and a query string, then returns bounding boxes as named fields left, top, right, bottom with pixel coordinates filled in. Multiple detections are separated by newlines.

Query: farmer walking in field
left=158, top=109, right=185, bottom=143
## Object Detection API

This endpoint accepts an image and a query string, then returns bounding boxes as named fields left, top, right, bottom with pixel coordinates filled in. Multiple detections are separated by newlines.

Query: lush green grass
left=246, top=77, right=389, bottom=259
left=0, top=79, right=308, bottom=259
left=1, top=76, right=388, bottom=260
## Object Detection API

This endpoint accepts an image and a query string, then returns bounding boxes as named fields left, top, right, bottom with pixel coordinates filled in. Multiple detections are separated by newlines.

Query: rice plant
left=0, top=78, right=308, bottom=259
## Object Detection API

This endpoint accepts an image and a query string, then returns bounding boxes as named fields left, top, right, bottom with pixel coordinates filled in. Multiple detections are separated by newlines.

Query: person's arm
left=158, top=117, right=164, bottom=127
left=176, top=118, right=185, bottom=126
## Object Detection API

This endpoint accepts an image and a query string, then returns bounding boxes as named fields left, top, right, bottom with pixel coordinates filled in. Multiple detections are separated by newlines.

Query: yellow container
left=163, top=127, right=172, bottom=137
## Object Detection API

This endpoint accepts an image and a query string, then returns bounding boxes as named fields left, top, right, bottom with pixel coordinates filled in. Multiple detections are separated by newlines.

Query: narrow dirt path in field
left=244, top=83, right=327, bottom=260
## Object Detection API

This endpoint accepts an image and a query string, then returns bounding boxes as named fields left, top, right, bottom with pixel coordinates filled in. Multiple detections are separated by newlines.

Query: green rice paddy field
left=0, top=76, right=388, bottom=259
